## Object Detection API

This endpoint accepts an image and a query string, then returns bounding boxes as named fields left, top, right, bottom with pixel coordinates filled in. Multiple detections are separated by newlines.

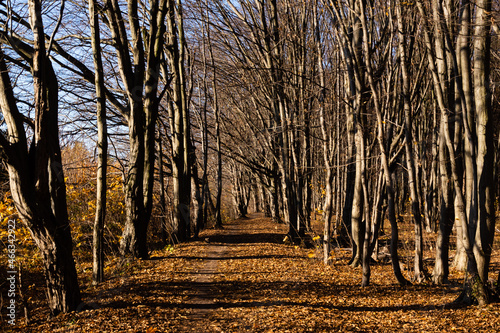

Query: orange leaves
left=61, top=142, right=125, bottom=258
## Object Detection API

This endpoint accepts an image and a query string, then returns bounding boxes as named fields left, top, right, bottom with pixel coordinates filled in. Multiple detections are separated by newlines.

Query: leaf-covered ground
left=3, top=214, right=500, bottom=332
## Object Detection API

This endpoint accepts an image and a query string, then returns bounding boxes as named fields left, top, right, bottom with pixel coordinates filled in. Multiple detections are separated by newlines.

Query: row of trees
left=205, top=0, right=500, bottom=305
left=0, top=0, right=498, bottom=314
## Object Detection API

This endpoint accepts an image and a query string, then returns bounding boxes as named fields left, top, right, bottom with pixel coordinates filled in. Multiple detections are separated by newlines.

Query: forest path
left=179, top=212, right=285, bottom=327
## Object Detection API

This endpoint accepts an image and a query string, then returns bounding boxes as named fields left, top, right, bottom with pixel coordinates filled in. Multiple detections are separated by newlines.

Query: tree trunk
left=165, top=0, right=191, bottom=242
left=396, top=4, right=425, bottom=282
left=350, top=123, right=365, bottom=268
left=417, top=0, right=488, bottom=304
left=89, top=0, right=107, bottom=284
left=361, top=170, right=384, bottom=287
left=158, top=137, right=169, bottom=245
left=0, top=0, right=81, bottom=312
left=107, top=0, right=167, bottom=258
left=472, top=0, right=495, bottom=283
left=433, top=120, right=454, bottom=283
left=358, top=0, right=409, bottom=285
left=315, top=1, right=333, bottom=265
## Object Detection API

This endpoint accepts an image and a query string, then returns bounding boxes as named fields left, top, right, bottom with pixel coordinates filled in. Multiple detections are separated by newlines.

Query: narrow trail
left=179, top=213, right=280, bottom=324
left=181, top=241, right=224, bottom=319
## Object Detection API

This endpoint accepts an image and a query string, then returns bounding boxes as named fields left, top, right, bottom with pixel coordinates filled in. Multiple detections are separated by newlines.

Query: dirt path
left=180, top=213, right=277, bottom=324
left=181, top=241, right=225, bottom=319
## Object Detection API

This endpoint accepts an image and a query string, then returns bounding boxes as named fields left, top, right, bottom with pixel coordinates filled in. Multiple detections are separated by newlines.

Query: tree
left=396, top=1, right=426, bottom=283
left=0, top=0, right=81, bottom=314
left=162, top=0, right=192, bottom=242
left=416, top=0, right=495, bottom=305
left=89, top=0, right=107, bottom=284
left=102, top=0, right=168, bottom=258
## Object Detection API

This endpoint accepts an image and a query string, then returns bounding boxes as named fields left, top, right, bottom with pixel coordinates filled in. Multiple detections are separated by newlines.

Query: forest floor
left=3, top=213, right=500, bottom=332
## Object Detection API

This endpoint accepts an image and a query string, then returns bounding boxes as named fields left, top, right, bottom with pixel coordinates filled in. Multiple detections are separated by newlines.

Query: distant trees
left=192, top=0, right=498, bottom=303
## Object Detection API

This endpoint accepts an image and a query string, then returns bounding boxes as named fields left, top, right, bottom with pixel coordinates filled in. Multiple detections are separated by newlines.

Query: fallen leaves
left=2, top=214, right=500, bottom=332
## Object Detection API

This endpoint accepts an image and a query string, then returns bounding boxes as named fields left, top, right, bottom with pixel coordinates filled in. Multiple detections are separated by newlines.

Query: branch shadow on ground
left=205, top=231, right=285, bottom=245
left=86, top=278, right=461, bottom=315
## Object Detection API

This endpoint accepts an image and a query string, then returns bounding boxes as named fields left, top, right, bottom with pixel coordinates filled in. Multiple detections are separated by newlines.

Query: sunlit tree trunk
left=433, top=119, right=454, bottom=284
left=327, top=0, right=365, bottom=267
left=89, top=0, right=107, bottom=284
left=417, top=0, right=488, bottom=304
left=315, top=0, right=333, bottom=265
left=358, top=0, right=409, bottom=285
left=396, top=3, right=425, bottom=282
left=452, top=0, right=473, bottom=273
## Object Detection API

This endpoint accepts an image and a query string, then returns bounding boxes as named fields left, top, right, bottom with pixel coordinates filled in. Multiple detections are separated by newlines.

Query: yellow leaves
left=0, top=194, right=15, bottom=218
left=312, top=235, right=321, bottom=241
left=0, top=192, right=34, bottom=248
left=307, top=250, right=316, bottom=258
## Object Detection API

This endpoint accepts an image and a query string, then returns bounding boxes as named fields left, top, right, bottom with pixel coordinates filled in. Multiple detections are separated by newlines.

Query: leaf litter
left=4, top=213, right=500, bottom=332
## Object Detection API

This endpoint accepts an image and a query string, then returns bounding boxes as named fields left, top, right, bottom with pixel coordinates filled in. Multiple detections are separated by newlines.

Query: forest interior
left=0, top=0, right=500, bottom=332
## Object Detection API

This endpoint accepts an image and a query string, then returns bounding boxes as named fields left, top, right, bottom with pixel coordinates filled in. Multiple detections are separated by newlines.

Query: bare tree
left=162, top=0, right=192, bottom=242
left=0, top=0, right=81, bottom=314
left=102, top=0, right=168, bottom=258
left=89, top=0, right=107, bottom=284
left=416, top=0, right=493, bottom=305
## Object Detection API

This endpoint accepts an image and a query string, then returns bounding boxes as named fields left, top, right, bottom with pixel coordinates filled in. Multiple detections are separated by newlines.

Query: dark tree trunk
left=0, top=0, right=81, bottom=312
left=164, top=0, right=191, bottom=242
left=433, top=120, right=454, bottom=284
left=106, top=0, right=167, bottom=258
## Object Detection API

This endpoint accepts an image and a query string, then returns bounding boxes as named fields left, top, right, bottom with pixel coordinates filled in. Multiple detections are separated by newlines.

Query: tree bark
left=165, top=0, right=191, bottom=242
left=89, top=0, right=107, bottom=284
left=472, top=0, right=495, bottom=283
left=0, top=0, right=81, bottom=313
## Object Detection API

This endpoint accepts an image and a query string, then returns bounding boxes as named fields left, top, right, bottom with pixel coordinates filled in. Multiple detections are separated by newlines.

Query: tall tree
left=396, top=1, right=426, bottom=282
left=416, top=0, right=493, bottom=305
left=163, top=0, right=192, bottom=242
left=0, top=0, right=81, bottom=314
left=103, top=0, right=168, bottom=258
left=89, top=0, right=107, bottom=284
left=472, top=0, right=495, bottom=285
